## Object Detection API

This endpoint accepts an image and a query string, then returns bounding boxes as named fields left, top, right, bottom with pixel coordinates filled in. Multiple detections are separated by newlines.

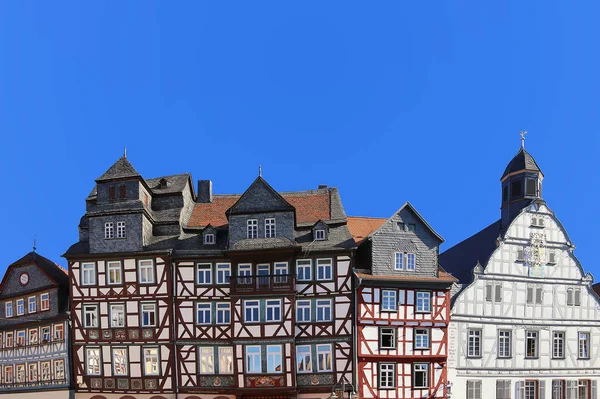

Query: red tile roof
left=188, top=192, right=332, bottom=228
left=347, top=216, right=387, bottom=245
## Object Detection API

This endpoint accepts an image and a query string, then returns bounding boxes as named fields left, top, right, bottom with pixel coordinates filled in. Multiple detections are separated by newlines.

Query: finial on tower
left=33, top=234, right=37, bottom=253
left=258, top=165, right=262, bottom=177
left=124, top=147, right=127, bottom=158
left=520, top=130, right=527, bottom=149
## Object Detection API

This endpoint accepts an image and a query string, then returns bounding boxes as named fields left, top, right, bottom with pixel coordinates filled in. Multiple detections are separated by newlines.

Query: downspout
left=351, top=251, right=360, bottom=396
left=170, top=250, right=179, bottom=399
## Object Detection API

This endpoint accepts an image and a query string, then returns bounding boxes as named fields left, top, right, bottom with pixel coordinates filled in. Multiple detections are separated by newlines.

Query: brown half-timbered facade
left=349, top=203, right=456, bottom=399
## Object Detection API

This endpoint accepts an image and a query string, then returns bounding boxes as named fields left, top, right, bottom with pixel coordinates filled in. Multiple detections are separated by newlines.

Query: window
left=578, top=332, right=590, bottom=359
left=143, top=192, right=149, bottom=206
left=407, top=253, right=416, bottom=270
left=527, top=285, right=543, bottom=304
left=41, top=361, right=51, bottom=381
left=196, top=303, right=211, bottom=325
left=267, top=345, right=282, bottom=373
left=381, top=290, right=397, bottom=311
left=379, top=328, right=396, bottom=349
left=467, top=380, right=482, bottom=399
left=82, top=262, right=96, bottom=285
left=27, top=296, right=37, bottom=313
left=413, top=363, right=428, bottom=389
left=40, top=293, right=49, bottom=311
left=315, top=229, right=326, bottom=240
left=316, top=258, right=333, bottom=280
left=112, top=348, right=128, bottom=375
left=414, top=328, right=430, bottom=349
left=117, top=221, right=126, bottom=238
left=525, top=381, right=537, bottom=399
left=218, top=347, right=234, bottom=374
left=266, top=299, right=282, bottom=322
left=216, top=263, right=231, bottom=284
left=107, top=261, right=122, bottom=285
left=511, top=180, right=522, bottom=198
left=578, top=380, right=590, bottom=399
left=316, top=299, right=332, bottom=322
left=197, top=263, right=212, bottom=285
left=296, top=300, right=311, bottom=322
left=526, top=331, right=539, bottom=358
left=83, top=304, right=98, bottom=328
left=138, top=260, right=154, bottom=284
left=407, top=223, right=416, bottom=232
left=553, top=332, right=565, bottom=359
left=42, top=326, right=50, bottom=343
left=119, top=184, right=127, bottom=199
left=5, top=302, right=13, bottom=318
left=297, top=259, right=312, bottom=281
left=86, top=348, right=101, bottom=375
left=238, top=263, right=252, bottom=284
left=204, top=233, right=215, bottom=245
left=317, top=344, right=332, bottom=371
left=29, top=329, right=38, bottom=345
left=16, top=364, right=25, bottom=383
left=16, top=299, right=24, bottom=316
left=54, top=359, right=64, bottom=380
left=486, top=283, right=503, bottom=302
left=416, top=291, right=431, bottom=313
left=244, top=300, right=260, bottom=323
left=497, top=380, right=511, bottom=399
left=498, top=330, right=511, bottom=358
left=110, top=304, right=126, bottom=328
left=216, top=302, right=231, bottom=324
left=4, top=365, right=13, bottom=384
left=141, top=303, right=157, bottom=327
left=552, top=380, right=564, bottom=399
left=199, top=347, right=214, bottom=374
left=297, top=345, right=312, bottom=373
left=5, top=332, right=13, bottom=347
left=526, top=179, right=537, bottom=196
left=246, top=346, right=261, bottom=373
left=109, top=186, right=116, bottom=200
left=143, top=347, right=160, bottom=375
left=16, top=330, right=25, bottom=346
left=379, top=363, right=395, bottom=389
left=54, top=324, right=64, bottom=340
left=265, top=218, right=276, bottom=238
left=247, top=219, right=258, bottom=239
left=567, top=288, right=581, bottom=306
left=467, top=329, right=481, bottom=358
left=274, top=262, right=288, bottom=283
left=395, top=252, right=404, bottom=269
left=28, top=363, right=37, bottom=382
left=105, top=222, right=114, bottom=239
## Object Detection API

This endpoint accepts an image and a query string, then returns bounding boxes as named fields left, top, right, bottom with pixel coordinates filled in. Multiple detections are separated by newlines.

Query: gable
left=227, top=177, right=294, bottom=216
left=0, top=263, right=58, bottom=298
left=374, top=203, right=443, bottom=245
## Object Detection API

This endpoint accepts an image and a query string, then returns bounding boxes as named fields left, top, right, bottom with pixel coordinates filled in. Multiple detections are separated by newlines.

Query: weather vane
left=520, top=130, right=528, bottom=149
left=258, top=165, right=262, bottom=177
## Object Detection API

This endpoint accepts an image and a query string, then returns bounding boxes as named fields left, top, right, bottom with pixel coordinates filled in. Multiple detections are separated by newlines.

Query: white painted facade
left=448, top=202, right=600, bottom=399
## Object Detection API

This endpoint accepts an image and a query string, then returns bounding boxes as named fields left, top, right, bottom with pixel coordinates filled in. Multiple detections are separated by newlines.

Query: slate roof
left=439, top=219, right=502, bottom=285
left=96, top=156, right=141, bottom=182
left=146, top=174, right=192, bottom=195
left=501, top=148, right=543, bottom=180
left=347, top=216, right=387, bottom=245
left=356, top=270, right=456, bottom=283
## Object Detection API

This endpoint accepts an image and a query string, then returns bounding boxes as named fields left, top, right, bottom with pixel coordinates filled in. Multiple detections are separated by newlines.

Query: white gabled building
left=441, top=141, right=600, bottom=399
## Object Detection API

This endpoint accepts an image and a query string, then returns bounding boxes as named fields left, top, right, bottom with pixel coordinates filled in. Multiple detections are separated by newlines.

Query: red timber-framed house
left=175, top=176, right=355, bottom=399
left=348, top=203, right=456, bottom=399
left=64, top=155, right=189, bottom=399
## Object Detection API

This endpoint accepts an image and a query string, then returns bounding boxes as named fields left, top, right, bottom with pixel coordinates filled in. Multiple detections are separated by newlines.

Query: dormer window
left=247, top=219, right=258, bottom=239
left=315, top=229, right=326, bottom=241
left=119, top=184, right=127, bottom=199
left=265, top=218, right=276, bottom=238
left=204, top=233, right=215, bottom=245
left=105, top=222, right=114, bottom=239
left=117, top=221, right=126, bottom=238
left=526, top=179, right=537, bottom=196
left=159, top=178, right=168, bottom=188
left=109, top=186, right=116, bottom=200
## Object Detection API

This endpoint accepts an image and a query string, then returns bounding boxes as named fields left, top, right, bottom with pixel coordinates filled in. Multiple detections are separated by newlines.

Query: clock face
left=19, top=272, right=29, bottom=286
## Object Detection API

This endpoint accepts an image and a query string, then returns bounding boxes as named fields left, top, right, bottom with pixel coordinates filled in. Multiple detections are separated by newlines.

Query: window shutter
left=538, top=380, right=545, bottom=399
left=527, top=287, right=533, bottom=304
left=515, top=381, right=525, bottom=399
left=592, top=380, right=597, bottom=399
left=567, top=380, right=577, bottom=399
left=536, top=287, right=543, bottom=304
left=486, top=284, right=493, bottom=302
left=549, top=252, right=556, bottom=263
left=496, top=380, right=502, bottom=398
left=517, top=249, right=524, bottom=261
left=575, top=289, right=581, bottom=306
left=495, top=284, right=502, bottom=302
left=567, top=289, right=574, bottom=306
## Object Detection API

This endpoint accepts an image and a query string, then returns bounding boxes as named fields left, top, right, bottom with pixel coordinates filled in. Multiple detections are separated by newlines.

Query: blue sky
left=0, top=2, right=598, bottom=279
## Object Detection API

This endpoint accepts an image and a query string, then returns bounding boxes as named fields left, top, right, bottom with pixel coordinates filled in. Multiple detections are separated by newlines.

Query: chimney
left=197, top=180, right=213, bottom=203
left=318, top=184, right=328, bottom=189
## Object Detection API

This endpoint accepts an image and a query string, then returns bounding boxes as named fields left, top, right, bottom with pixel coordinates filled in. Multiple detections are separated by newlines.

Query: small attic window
left=109, top=186, right=116, bottom=201
left=204, top=233, right=215, bottom=245
left=119, top=184, right=127, bottom=199
left=397, top=222, right=405, bottom=231
left=315, top=229, right=326, bottom=241
left=407, top=224, right=416, bottom=232
left=159, top=178, right=168, bottom=189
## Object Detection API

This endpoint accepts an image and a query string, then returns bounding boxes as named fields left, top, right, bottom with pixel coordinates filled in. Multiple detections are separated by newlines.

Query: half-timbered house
left=442, top=141, right=600, bottom=399
left=349, top=204, right=456, bottom=399
left=0, top=251, right=71, bottom=398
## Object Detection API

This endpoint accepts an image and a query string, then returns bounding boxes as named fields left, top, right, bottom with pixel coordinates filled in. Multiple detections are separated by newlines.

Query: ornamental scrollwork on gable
left=524, top=232, right=546, bottom=278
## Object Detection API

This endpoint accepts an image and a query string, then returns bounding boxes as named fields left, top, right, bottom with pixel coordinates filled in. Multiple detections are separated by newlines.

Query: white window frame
left=526, top=330, right=539, bottom=358
left=316, top=344, right=332, bottom=372
left=216, top=263, right=231, bottom=285
left=265, top=218, right=276, bottom=238
left=28, top=362, right=38, bottom=382
left=41, top=361, right=51, bottom=381
left=467, top=380, right=482, bottom=399
left=196, top=303, right=212, bottom=325
left=41, top=326, right=50, bottom=343
left=196, top=263, right=212, bottom=285
left=244, top=300, right=260, bottom=323
left=416, top=291, right=431, bottom=313
left=138, top=259, right=155, bottom=284
left=81, top=262, right=96, bottom=286
left=316, top=258, right=333, bottom=280
left=204, top=233, right=215, bottom=245
left=16, top=299, right=24, bottom=316
left=413, top=363, right=429, bottom=389
left=83, top=304, right=99, bottom=328
left=467, top=329, right=481, bottom=358
left=498, top=330, right=511, bottom=358
left=406, top=252, right=416, bottom=270
left=267, top=344, right=283, bottom=373
left=394, top=252, right=404, bottom=270
left=4, top=365, right=13, bottom=384
left=198, top=347, right=215, bottom=374
left=112, top=347, right=129, bottom=376
left=296, top=259, right=312, bottom=281
left=216, top=302, right=231, bottom=325
left=86, top=347, right=101, bottom=375
left=247, top=219, right=258, bottom=239
left=379, top=327, right=396, bottom=349
left=40, top=293, right=50, bottom=311
left=16, top=330, right=25, bottom=346
left=296, top=300, right=311, bottom=322
left=28, top=296, right=36, bottom=313
left=143, top=347, right=160, bottom=376
left=104, top=222, right=114, bottom=239
left=414, top=328, right=430, bottom=349
left=245, top=345, right=261, bottom=373
left=116, top=221, right=126, bottom=238
left=106, top=261, right=122, bottom=285
left=54, top=359, right=65, bottom=380
left=315, top=229, right=326, bottom=240
left=141, top=302, right=157, bottom=327
left=218, top=346, right=234, bottom=374
left=296, top=345, right=312, bottom=373
left=5, top=331, right=13, bottom=347
left=266, top=299, right=282, bottom=322
left=578, top=332, right=590, bottom=359
left=552, top=380, right=564, bottom=399
left=552, top=331, right=565, bottom=359
left=54, top=323, right=64, bottom=340
left=381, top=290, right=398, bottom=311
left=109, top=303, right=126, bottom=328
left=238, top=263, right=252, bottom=284
left=316, top=299, right=332, bottom=322
left=379, top=363, right=395, bottom=389
left=5, top=302, right=13, bottom=318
